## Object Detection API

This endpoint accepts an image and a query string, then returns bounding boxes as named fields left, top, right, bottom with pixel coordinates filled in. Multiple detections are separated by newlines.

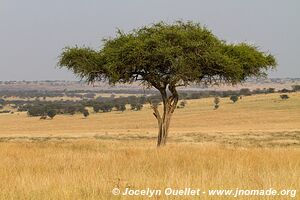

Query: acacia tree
left=59, top=21, right=276, bottom=146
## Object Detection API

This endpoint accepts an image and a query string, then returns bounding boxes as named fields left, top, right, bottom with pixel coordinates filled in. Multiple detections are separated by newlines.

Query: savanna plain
left=0, top=93, right=300, bottom=199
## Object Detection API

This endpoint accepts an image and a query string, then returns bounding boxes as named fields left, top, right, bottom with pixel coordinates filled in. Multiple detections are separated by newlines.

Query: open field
left=0, top=93, right=300, bottom=199
left=1, top=93, right=300, bottom=146
left=1, top=141, right=299, bottom=200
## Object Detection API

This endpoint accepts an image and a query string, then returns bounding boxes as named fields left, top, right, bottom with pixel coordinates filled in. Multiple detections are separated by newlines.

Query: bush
left=214, top=97, right=220, bottom=109
left=28, top=106, right=46, bottom=116
left=130, top=103, right=143, bottom=111
left=180, top=100, right=187, bottom=107
left=267, top=88, right=275, bottom=93
left=0, top=110, right=10, bottom=114
left=292, top=85, right=300, bottom=92
left=82, top=109, right=89, bottom=118
left=239, top=88, right=251, bottom=96
left=230, top=95, right=239, bottom=103
left=65, top=106, right=76, bottom=115
left=47, top=110, right=57, bottom=119
left=115, top=103, right=126, bottom=112
left=280, top=94, right=289, bottom=100
left=100, top=103, right=113, bottom=112
left=93, top=104, right=101, bottom=113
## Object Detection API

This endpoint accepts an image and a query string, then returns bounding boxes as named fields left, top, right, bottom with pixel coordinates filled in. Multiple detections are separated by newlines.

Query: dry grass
left=0, top=140, right=299, bottom=200
left=0, top=93, right=300, bottom=199
left=0, top=93, right=300, bottom=138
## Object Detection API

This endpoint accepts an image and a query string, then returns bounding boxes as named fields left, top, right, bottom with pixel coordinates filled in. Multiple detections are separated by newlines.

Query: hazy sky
left=0, top=0, right=299, bottom=81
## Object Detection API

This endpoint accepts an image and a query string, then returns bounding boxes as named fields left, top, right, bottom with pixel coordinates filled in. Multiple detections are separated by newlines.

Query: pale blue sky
left=0, top=0, right=299, bottom=80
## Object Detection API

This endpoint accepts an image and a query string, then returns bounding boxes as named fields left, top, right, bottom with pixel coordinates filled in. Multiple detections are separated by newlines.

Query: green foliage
left=92, top=103, right=102, bottom=113
left=99, top=103, right=113, bottom=112
left=230, top=95, right=239, bottom=103
left=292, top=85, right=300, bottom=91
left=239, top=88, right=251, bottom=96
left=59, top=21, right=276, bottom=90
left=28, top=106, right=46, bottom=117
left=115, top=103, right=126, bottom=112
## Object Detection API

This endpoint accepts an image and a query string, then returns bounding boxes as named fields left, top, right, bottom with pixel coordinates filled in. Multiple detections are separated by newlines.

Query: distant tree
left=59, top=21, right=276, bottom=146
left=100, top=103, right=113, bottom=112
left=214, top=97, right=220, bottom=109
left=279, top=88, right=291, bottom=93
left=280, top=94, right=289, bottom=100
left=239, top=88, right=251, bottom=96
left=115, top=103, right=126, bottom=112
left=135, top=103, right=143, bottom=111
left=267, top=88, right=275, bottom=93
left=65, top=106, right=76, bottom=115
left=292, top=85, right=300, bottom=92
left=230, top=95, right=239, bottom=103
left=83, top=109, right=89, bottom=118
left=92, top=104, right=101, bottom=113
left=28, top=106, right=46, bottom=117
left=47, top=110, right=57, bottom=119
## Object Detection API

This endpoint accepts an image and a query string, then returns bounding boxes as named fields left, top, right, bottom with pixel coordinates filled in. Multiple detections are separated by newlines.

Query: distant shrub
left=177, top=100, right=187, bottom=109
left=230, top=95, right=239, bottom=103
left=65, top=106, right=76, bottom=115
left=28, top=106, right=46, bottom=116
left=280, top=94, right=289, bottom=100
left=214, top=97, right=220, bottom=109
left=0, top=110, right=10, bottom=114
left=100, top=103, right=113, bottom=112
left=47, top=110, right=57, bottom=119
left=115, top=103, right=126, bottom=112
left=267, top=88, right=275, bottom=93
left=82, top=109, right=89, bottom=118
left=239, top=88, right=251, bottom=96
left=279, top=88, right=292, bottom=93
left=93, top=104, right=101, bottom=113
left=130, top=103, right=143, bottom=111
left=292, top=85, right=300, bottom=92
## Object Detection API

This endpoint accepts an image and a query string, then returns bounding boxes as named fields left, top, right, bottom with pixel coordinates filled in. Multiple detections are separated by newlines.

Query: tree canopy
left=59, top=21, right=276, bottom=89
left=59, top=21, right=276, bottom=146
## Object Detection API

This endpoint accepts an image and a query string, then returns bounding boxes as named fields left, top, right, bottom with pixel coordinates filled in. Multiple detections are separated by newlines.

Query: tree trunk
left=157, top=112, right=172, bottom=146
left=152, top=85, right=178, bottom=147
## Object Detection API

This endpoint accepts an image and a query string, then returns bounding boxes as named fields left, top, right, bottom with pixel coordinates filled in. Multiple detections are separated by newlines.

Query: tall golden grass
left=0, top=93, right=300, bottom=199
left=0, top=140, right=299, bottom=200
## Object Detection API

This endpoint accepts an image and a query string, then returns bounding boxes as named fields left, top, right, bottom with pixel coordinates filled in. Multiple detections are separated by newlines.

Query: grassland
left=0, top=93, right=300, bottom=199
